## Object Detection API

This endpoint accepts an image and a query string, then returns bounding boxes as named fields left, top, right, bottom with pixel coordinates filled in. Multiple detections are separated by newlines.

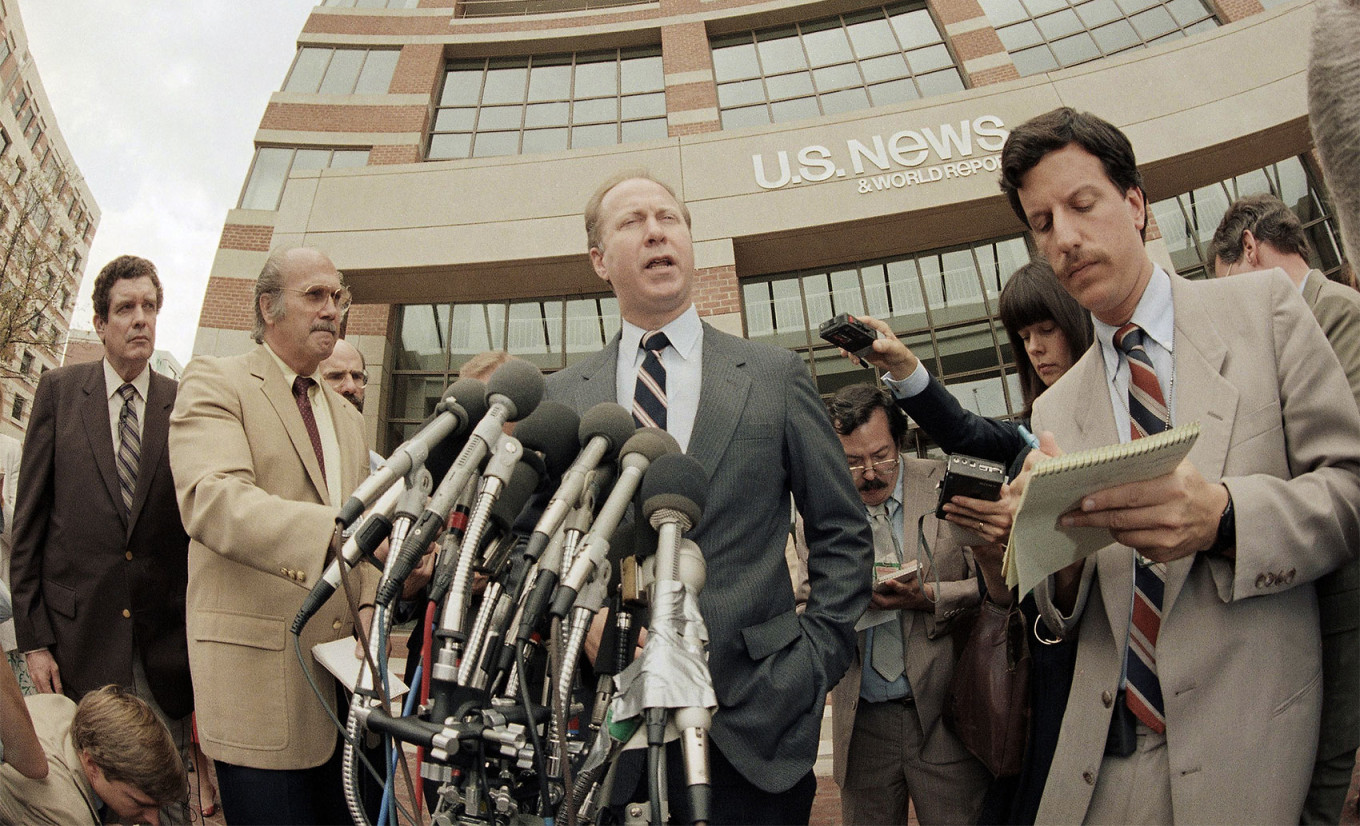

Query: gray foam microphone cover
left=447, top=378, right=489, bottom=424
left=514, top=400, right=581, bottom=479
left=640, top=452, right=707, bottom=526
left=486, top=359, right=545, bottom=421
left=620, top=427, right=681, bottom=464
left=578, top=402, right=637, bottom=461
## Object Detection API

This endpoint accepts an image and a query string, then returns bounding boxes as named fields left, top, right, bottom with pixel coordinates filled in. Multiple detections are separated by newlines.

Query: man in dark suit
left=10, top=255, right=193, bottom=748
left=547, top=171, right=872, bottom=824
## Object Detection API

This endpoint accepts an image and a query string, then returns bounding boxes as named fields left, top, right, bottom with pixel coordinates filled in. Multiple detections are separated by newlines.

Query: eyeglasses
left=281, top=285, right=352, bottom=312
left=323, top=369, right=368, bottom=387
left=847, top=457, right=896, bottom=478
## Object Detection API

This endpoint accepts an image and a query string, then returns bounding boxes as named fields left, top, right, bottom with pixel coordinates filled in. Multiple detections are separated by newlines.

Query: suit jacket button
left=125, top=551, right=133, bottom=561
left=282, top=567, right=290, bottom=576
left=1255, top=573, right=1268, bottom=588
left=1102, top=691, right=1113, bottom=708
left=1265, top=572, right=1277, bottom=586
left=1284, top=568, right=1296, bottom=584
left=298, top=572, right=307, bottom=583
left=332, top=619, right=342, bottom=630
left=122, top=609, right=131, bottom=618
left=1082, top=770, right=1096, bottom=785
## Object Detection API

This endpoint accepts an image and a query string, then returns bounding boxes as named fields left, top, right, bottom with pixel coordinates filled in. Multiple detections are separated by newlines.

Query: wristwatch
left=1207, top=490, right=1235, bottom=556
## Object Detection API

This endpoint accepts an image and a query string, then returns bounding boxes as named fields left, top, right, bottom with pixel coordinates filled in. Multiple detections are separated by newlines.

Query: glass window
left=1150, top=156, right=1349, bottom=282
left=355, top=50, right=400, bottom=94
left=285, top=49, right=332, bottom=92
left=982, top=0, right=1217, bottom=73
left=319, top=50, right=367, bottom=94
left=741, top=234, right=1032, bottom=421
left=712, top=4, right=960, bottom=127
left=238, top=146, right=371, bottom=210
left=428, top=48, right=665, bottom=160
left=285, top=48, right=399, bottom=94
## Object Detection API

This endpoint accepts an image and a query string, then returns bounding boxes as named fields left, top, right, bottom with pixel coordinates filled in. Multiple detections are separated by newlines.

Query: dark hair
left=72, top=685, right=188, bottom=805
left=91, top=256, right=162, bottom=321
left=1209, top=193, right=1311, bottom=268
left=826, top=383, right=908, bottom=445
left=999, top=107, right=1146, bottom=240
left=998, top=259, right=1094, bottom=417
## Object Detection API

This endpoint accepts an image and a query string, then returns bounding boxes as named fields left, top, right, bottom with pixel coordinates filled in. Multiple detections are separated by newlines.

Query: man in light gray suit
left=1001, top=108, right=1360, bottom=824
left=547, top=171, right=872, bottom=824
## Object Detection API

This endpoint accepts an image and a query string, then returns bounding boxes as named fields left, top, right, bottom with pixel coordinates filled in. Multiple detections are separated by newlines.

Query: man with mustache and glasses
left=817, top=383, right=986, bottom=826
left=170, top=247, right=375, bottom=825
left=1001, top=108, right=1360, bottom=824
left=10, top=255, right=194, bottom=822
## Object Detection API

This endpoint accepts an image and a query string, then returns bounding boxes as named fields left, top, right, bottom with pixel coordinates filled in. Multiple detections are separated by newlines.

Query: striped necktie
left=115, top=383, right=140, bottom=514
left=632, top=331, right=670, bottom=430
left=1114, top=321, right=1168, bottom=734
left=292, top=376, right=326, bottom=478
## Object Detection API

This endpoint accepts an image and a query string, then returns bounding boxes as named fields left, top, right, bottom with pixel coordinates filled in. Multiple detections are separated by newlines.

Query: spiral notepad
left=1003, top=421, right=1201, bottom=599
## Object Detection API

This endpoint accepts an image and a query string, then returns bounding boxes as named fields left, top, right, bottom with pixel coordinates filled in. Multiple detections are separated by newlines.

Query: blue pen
left=1017, top=424, right=1041, bottom=450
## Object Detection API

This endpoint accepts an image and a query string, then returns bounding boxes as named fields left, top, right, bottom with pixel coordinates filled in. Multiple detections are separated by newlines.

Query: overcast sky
left=18, top=0, right=317, bottom=364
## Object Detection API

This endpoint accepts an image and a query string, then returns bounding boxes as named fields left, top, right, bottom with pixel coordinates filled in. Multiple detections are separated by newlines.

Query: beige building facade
left=192, top=0, right=1345, bottom=454
left=0, top=0, right=100, bottom=442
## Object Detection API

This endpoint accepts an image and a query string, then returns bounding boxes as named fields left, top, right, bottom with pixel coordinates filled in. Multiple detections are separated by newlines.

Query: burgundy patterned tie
left=1114, top=322, right=1167, bottom=734
left=292, top=376, right=326, bottom=479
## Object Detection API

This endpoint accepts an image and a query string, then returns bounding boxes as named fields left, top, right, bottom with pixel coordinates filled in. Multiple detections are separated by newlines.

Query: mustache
left=311, top=321, right=338, bottom=335
left=858, top=477, right=888, bottom=493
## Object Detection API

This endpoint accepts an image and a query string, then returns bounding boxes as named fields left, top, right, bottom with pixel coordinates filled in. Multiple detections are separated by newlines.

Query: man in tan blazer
left=170, top=247, right=373, bottom=825
left=816, top=384, right=986, bottom=825
left=1209, top=193, right=1360, bottom=824
left=1000, top=108, right=1360, bottom=824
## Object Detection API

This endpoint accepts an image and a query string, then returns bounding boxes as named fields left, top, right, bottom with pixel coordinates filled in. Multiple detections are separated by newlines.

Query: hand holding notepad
left=1003, top=422, right=1201, bottom=599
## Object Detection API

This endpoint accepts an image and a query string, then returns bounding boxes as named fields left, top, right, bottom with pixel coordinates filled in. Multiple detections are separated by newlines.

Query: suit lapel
left=567, top=334, right=621, bottom=409
left=79, top=364, right=127, bottom=529
left=249, top=347, right=330, bottom=503
left=1160, top=275, right=1237, bottom=614
left=686, top=326, right=751, bottom=475
left=126, top=373, right=172, bottom=537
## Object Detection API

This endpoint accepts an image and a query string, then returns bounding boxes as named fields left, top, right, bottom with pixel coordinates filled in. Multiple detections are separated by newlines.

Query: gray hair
left=252, top=248, right=292, bottom=344
left=1309, top=0, right=1360, bottom=265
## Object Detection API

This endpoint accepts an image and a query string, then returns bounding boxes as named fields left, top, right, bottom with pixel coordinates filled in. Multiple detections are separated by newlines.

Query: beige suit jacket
left=169, top=346, right=374, bottom=770
left=1031, top=270, right=1360, bottom=824
left=819, top=458, right=980, bottom=787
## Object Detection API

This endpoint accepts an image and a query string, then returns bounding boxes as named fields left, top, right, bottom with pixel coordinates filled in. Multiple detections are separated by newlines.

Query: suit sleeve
left=1212, top=276, right=1360, bottom=602
left=10, top=373, right=58, bottom=651
left=896, top=373, right=1027, bottom=465
left=1311, top=287, right=1360, bottom=411
left=169, top=357, right=341, bottom=587
left=784, top=351, right=874, bottom=689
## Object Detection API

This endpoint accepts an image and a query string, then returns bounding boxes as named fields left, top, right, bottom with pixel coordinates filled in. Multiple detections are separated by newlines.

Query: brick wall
left=200, top=277, right=258, bottom=331
left=694, top=265, right=740, bottom=318
left=260, top=103, right=428, bottom=134
left=345, top=303, right=393, bottom=337
left=219, top=224, right=274, bottom=252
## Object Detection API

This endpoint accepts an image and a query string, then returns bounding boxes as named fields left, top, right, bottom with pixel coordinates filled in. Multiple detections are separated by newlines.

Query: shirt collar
left=1095, top=264, right=1173, bottom=378
left=620, top=304, right=702, bottom=361
left=264, top=342, right=323, bottom=389
left=103, top=359, right=150, bottom=402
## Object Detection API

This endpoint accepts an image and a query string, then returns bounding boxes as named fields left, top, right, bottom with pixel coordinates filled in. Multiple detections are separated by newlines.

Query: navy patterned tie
left=632, top=331, right=670, bottom=430
left=115, top=383, right=140, bottom=514
left=1114, top=322, right=1168, bottom=734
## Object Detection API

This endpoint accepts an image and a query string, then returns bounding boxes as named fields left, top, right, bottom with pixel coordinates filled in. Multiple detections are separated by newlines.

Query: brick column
left=1204, top=0, right=1264, bottom=24
left=929, top=0, right=1020, bottom=87
left=660, top=22, right=723, bottom=137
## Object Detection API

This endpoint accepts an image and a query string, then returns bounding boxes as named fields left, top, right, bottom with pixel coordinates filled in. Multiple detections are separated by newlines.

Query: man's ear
left=590, top=247, right=610, bottom=285
left=78, top=750, right=100, bottom=784
left=1127, top=186, right=1147, bottom=235
left=1240, top=229, right=1260, bottom=265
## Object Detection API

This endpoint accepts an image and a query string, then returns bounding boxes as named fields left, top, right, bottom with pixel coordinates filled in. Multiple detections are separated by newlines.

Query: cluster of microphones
left=291, top=360, right=715, bottom=826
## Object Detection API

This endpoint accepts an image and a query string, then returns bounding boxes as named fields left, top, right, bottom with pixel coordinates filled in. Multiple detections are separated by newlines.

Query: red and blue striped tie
left=1114, top=322, right=1168, bottom=734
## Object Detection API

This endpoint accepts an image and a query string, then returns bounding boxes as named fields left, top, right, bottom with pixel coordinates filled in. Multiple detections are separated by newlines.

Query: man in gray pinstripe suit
left=547, top=171, right=873, bottom=823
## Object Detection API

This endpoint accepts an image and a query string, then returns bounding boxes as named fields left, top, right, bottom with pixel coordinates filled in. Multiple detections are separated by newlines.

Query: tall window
left=1150, top=156, right=1347, bottom=282
left=238, top=147, right=370, bottom=210
left=386, top=293, right=619, bottom=450
left=428, top=48, right=667, bottom=160
left=711, top=4, right=964, bottom=130
left=283, top=48, right=400, bottom=95
left=979, top=0, right=1218, bottom=76
left=741, top=235, right=1032, bottom=450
